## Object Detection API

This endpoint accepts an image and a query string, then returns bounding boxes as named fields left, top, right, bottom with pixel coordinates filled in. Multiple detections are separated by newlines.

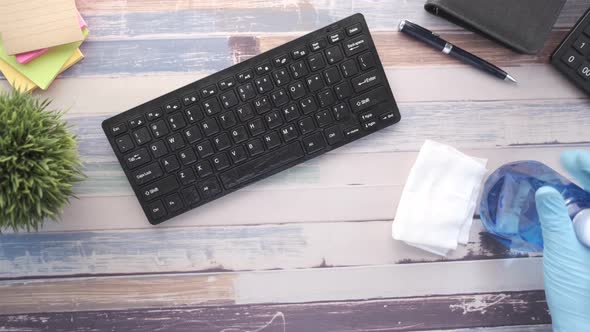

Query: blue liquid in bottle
left=480, top=161, right=590, bottom=252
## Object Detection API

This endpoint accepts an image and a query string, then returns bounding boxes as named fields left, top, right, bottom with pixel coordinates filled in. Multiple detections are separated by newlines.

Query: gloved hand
left=535, top=150, right=590, bottom=331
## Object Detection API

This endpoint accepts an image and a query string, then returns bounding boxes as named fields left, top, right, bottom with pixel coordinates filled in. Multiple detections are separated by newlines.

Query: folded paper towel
left=392, top=140, right=488, bottom=256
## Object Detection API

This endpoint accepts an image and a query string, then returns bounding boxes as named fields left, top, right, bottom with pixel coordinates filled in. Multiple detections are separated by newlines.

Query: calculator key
left=310, top=38, right=327, bottom=51
left=346, top=23, right=362, bottom=36
left=274, top=54, right=289, bottom=66
left=128, top=117, right=145, bottom=129
left=201, top=85, right=217, bottom=98
left=181, top=185, right=200, bottom=206
left=148, top=200, right=167, bottom=220
left=291, top=46, right=308, bottom=59
left=573, top=35, right=590, bottom=56
left=577, top=62, right=590, bottom=80
left=255, top=62, right=272, bottom=75
left=182, top=92, right=199, bottom=106
left=110, top=123, right=127, bottom=136
left=325, top=125, right=344, bottom=145
left=164, top=193, right=184, bottom=213
left=358, top=52, right=375, bottom=70
left=125, top=148, right=151, bottom=169
left=133, top=127, right=152, bottom=145
left=132, top=162, right=163, bottom=185
left=219, top=77, right=236, bottom=90
left=163, top=100, right=182, bottom=113
left=149, top=140, right=168, bottom=158
left=302, top=132, right=326, bottom=154
left=328, top=31, right=344, bottom=43
left=195, top=161, right=213, bottom=178
left=325, top=45, right=343, bottom=64
left=561, top=50, right=583, bottom=69
left=115, top=135, right=134, bottom=153
left=162, top=155, right=180, bottom=173
left=237, top=69, right=253, bottom=82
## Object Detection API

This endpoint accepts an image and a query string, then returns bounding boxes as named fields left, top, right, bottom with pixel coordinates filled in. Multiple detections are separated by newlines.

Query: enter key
left=351, top=69, right=381, bottom=92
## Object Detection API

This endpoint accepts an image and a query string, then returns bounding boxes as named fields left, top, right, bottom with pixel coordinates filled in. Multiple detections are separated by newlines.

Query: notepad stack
left=0, top=0, right=89, bottom=92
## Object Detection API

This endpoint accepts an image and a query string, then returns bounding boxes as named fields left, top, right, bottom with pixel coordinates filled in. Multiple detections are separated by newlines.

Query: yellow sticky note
left=0, top=48, right=84, bottom=92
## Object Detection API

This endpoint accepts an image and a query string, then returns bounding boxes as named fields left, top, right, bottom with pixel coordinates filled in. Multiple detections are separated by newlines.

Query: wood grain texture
left=0, top=291, right=549, bottom=331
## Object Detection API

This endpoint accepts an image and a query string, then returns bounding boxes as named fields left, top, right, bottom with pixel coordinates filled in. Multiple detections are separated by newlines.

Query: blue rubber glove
left=535, top=150, right=590, bottom=331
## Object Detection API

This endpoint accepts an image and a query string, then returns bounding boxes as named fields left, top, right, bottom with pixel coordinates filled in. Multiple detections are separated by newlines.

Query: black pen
left=398, top=20, right=516, bottom=83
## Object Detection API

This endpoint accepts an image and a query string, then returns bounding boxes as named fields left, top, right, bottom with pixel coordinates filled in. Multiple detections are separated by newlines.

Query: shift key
left=350, top=86, right=386, bottom=113
left=140, top=175, right=179, bottom=201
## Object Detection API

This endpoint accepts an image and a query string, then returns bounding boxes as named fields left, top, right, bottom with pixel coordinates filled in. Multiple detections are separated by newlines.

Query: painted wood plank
left=429, top=327, right=551, bottom=332
left=0, top=219, right=536, bottom=279
left=75, top=0, right=585, bottom=32
left=0, top=258, right=543, bottom=314
left=0, top=291, right=550, bottom=332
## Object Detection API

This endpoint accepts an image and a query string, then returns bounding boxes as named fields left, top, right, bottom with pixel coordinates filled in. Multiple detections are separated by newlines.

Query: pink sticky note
left=15, top=11, right=87, bottom=64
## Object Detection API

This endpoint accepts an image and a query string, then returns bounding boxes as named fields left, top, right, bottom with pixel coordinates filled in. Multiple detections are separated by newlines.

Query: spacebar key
left=221, top=142, right=305, bottom=189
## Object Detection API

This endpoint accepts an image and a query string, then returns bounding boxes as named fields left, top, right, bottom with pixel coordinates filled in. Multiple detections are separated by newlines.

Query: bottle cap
left=572, top=209, right=590, bottom=248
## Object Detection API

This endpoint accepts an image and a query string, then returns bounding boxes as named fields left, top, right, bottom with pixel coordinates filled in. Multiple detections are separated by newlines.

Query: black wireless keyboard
left=102, top=13, right=401, bottom=225
left=551, top=7, right=590, bottom=95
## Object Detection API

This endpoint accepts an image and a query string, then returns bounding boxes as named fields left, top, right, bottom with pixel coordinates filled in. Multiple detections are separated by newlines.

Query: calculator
left=551, top=7, right=590, bottom=95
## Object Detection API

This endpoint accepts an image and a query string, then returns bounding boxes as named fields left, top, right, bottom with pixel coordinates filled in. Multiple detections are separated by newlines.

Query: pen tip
left=505, top=74, right=517, bottom=84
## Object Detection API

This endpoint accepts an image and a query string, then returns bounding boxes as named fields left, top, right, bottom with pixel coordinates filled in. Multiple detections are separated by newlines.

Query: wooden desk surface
left=1, top=0, right=589, bottom=331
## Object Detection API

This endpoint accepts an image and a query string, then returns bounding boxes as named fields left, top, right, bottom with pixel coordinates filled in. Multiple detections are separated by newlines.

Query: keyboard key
left=182, top=92, right=199, bottom=106
left=324, top=67, right=342, bottom=85
left=167, top=113, right=187, bottom=131
left=340, top=59, right=358, bottom=77
left=178, top=147, right=197, bottom=165
left=351, top=69, right=381, bottom=92
left=574, top=35, right=590, bottom=55
left=255, top=62, right=272, bottom=75
left=198, top=177, right=222, bottom=199
left=203, top=98, right=221, bottom=116
left=300, top=96, right=318, bottom=114
left=178, top=168, right=196, bottom=185
left=265, top=111, right=283, bottom=129
left=317, top=89, right=335, bottom=107
left=201, top=118, right=220, bottom=136
left=220, top=142, right=304, bottom=189
left=272, top=68, right=291, bottom=86
left=237, top=69, right=254, bottom=82
left=201, top=85, right=217, bottom=98
left=246, top=138, right=265, bottom=156
left=195, top=160, right=213, bottom=178
left=237, top=83, right=256, bottom=101
left=183, top=126, right=202, bottom=144
left=164, top=193, right=184, bottom=213
left=255, top=76, right=274, bottom=94
left=306, top=74, right=325, bottom=92
left=270, top=89, right=289, bottom=106
left=344, top=126, right=361, bottom=138
left=302, top=132, right=326, bottom=154
left=315, top=109, right=334, bottom=127
left=128, top=117, right=145, bottom=129
left=325, top=125, right=344, bottom=145
left=184, top=106, right=203, bottom=123
left=332, top=103, right=350, bottom=121
left=360, top=110, right=378, bottom=122
left=196, top=140, right=214, bottom=158
left=132, top=163, right=163, bottom=185
left=334, top=81, right=352, bottom=99
left=350, top=86, right=386, bottom=113
left=282, top=104, right=300, bottom=122
left=362, top=119, right=378, bottom=130
left=133, top=127, right=152, bottom=145
left=274, top=54, right=289, bottom=66
left=310, top=38, right=327, bottom=51
left=162, top=155, right=180, bottom=173
left=561, top=49, right=583, bottom=69
left=220, top=90, right=239, bottom=109
left=236, top=104, right=255, bottom=121
left=125, top=148, right=151, bottom=169
left=219, top=111, right=237, bottom=129
left=291, top=46, right=308, bottom=59
left=325, top=46, right=343, bottom=64
left=298, top=117, right=315, bottom=134
left=346, top=23, right=362, bottom=36
left=212, top=153, right=231, bottom=171
left=379, top=111, right=399, bottom=123
left=163, top=100, right=182, bottom=113
left=254, top=96, right=272, bottom=114
left=149, top=140, right=168, bottom=158
left=358, top=52, right=375, bottom=70
left=343, top=35, right=369, bottom=57
left=219, top=77, right=236, bottom=90
left=213, top=133, right=232, bottom=151
left=166, top=133, right=185, bottom=151
left=328, top=31, right=344, bottom=43
left=230, top=126, right=249, bottom=143
left=146, top=110, right=163, bottom=121
left=280, top=124, right=298, bottom=142
left=229, top=145, right=248, bottom=163
left=248, top=118, right=266, bottom=136
left=115, top=135, right=134, bottom=153
left=264, top=131, right=282, bottom=150
left=577, top=62, right=590, bottom=80
left=308, top=53, right=326, bottom=71
left=148, top=200, right=167, bottom=220
left=150, top=120, right=169, bottom=138
left=181, top=185, right=200, bottom=206
left=288, top=81, right=306, bottom=99
left=140, top=175, right=179, bottom=201
left=290, top=61, right=308, bottom=79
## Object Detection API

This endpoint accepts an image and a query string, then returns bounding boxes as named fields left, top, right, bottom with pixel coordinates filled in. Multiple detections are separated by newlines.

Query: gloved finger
left=561, top=150, right=590, bottom=191
left=535, top=186, right=576, bottom=246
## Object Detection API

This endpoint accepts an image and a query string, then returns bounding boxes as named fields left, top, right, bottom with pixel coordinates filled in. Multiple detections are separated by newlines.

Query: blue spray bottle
left=480, top=160, right=590, bottom=252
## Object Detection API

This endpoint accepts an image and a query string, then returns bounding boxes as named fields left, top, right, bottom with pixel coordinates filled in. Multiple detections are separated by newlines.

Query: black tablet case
left=424, top=0, right=566, bottom=54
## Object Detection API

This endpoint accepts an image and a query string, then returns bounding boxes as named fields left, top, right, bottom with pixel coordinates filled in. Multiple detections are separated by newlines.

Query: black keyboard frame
left=102, top=13, right=400, bottom=225
left=550, top=7, right=590, bottom=95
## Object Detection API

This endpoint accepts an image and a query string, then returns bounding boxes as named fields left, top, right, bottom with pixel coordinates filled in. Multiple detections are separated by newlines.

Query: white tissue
left=392, top=140, right=488, bottom=256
